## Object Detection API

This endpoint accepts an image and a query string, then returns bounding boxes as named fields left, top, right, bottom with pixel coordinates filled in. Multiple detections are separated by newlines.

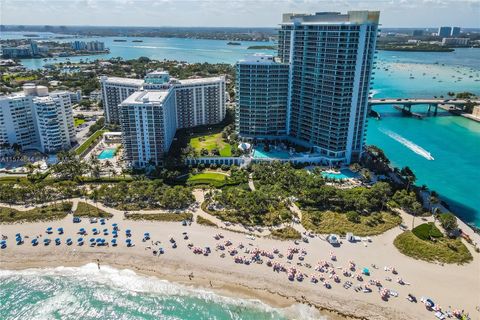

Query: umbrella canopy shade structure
left=43, top=239, right=50, bottom=244
left=31, top=239, right=38, bottom=244
left=46, top=227, right=53, bottom=233
left=363, top=268, right=370, bottom=275
left=15, top=233, right=21, bottom=237
left=1, top=240, right=7, bottom=245
left=77, top=238, right=84, bottom=242
left=90, top=238, right=96, bottom=243
left=111, top=239, right=117, bottom=244
left=66, top=238, right=72, bottom=244
left=126, top=229, right=131, bottom=234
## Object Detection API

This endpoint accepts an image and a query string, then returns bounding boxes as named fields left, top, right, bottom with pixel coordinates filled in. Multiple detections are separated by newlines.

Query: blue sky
left=1, top=0, right=479, bottom=28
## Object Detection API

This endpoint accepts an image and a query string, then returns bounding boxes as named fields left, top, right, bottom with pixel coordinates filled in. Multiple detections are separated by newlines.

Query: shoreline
left=1, top=202, right=478, bottom=320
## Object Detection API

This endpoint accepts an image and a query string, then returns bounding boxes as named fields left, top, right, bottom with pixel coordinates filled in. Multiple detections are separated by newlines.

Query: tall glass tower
left=279, top=11, right=379, bottom=164
left=236, top=11, right=379, bottom=165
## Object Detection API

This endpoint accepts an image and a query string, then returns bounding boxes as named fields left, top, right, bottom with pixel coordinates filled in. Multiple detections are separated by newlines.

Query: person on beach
left=189, top=272, right=194, bottom=280
left=97, top=259, right=101, bottom=270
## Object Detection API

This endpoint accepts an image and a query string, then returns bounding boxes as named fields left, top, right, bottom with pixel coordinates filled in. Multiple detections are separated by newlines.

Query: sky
left=1, top=0, right=479, bottom=28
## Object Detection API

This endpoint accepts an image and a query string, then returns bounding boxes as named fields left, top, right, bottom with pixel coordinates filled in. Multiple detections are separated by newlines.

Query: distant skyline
left=1, top=0, right=479, bottom=28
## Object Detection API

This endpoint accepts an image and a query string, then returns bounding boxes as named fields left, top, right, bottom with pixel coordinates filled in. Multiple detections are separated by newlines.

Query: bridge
left=368, top=98, right=479, bottom=116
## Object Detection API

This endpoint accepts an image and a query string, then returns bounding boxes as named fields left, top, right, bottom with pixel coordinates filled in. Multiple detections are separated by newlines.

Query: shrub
left=346, top=211, right=360, bottom=223
left=271, top=226, right=301, bottom=240
left=412, top=223, right=443, bottom=241
left=438, top=212, right=458, bottom=233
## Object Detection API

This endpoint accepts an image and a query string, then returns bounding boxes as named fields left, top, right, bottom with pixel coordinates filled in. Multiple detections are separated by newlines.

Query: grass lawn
left=0, top=202, right=72, bottom=223
left=189, top=133, right=232, bottom=156
left=75, top=129, right=106, bottom=156
left=74, top=117, right=86, bottom=127
left=2, top=74, right=37, bottom=82
left=125, top=212, right=193, bottom=222
left=302, top=210, right=402, bottom=236
left=74, top=202, right=112, bottom=218
left=196, top=215, right=218, bottom=227
left=187, top=172, right=227, bottom=187
left=394, top=231, right=472, bottom=264
left=271, top=226, right=301, bottom=240
left=412, top=222, right=443, bottom=241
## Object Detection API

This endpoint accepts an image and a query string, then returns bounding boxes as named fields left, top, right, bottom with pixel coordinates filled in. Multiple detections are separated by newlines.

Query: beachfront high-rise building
left=438, top=26, right=452, bottom=37
left=236, top=54, right=289, bottom=139
left=174, top=77, right=226, bottom=129
left=0, top=84, right=75, bottom=154
left=100, top=76, right=144, bottom=124
left=107, top=71, right=227, bottom=167
left=119, top=89, right=177, bottom=167
left=236, top=11, right=380, bottom=165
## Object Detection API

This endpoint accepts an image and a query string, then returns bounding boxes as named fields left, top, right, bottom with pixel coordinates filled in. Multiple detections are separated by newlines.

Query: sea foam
left=0, top=264, right=326, bottom=319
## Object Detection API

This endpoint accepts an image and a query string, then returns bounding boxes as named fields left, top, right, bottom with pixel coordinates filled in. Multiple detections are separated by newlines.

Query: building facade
left=119, top=89, right=176, bottom=167
left=0, top=84, right=75, bottom=154
left=236, top=11, right=380, bottom=165
left=103, top=71, right=227, bottom=167
left=100, top=76, right=144, bottom=124
left=438, top=26, right=452, bottom=37
left=236, top=54, right=289, bottom=140
left=451, top=27, right=461, bottom=37
left=174, top=77, right=226, bottom=129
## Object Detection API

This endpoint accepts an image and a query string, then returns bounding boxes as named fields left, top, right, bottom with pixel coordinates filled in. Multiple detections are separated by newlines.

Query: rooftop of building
left=121, top=89, right=172, bottom=105
left=281, top=11, right=380, bottom=25
left=237, top=53, right=285, bottom=65
left=100, top=76, right=144, bottom=86
left=177, top=76, right=225, bottom=85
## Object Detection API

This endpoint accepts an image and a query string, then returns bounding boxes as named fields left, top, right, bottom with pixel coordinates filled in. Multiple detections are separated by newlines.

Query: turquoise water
left=0, top=32, right=276, bottom=69
left=253, top=146, right=292, bottom=159
left=367, top=48, right=480, bottom=227
left=321, top=169, right=358, bottom=180
left=0, top=264, right=315, bottom=320
left=98, top=148, right=117, bottom=160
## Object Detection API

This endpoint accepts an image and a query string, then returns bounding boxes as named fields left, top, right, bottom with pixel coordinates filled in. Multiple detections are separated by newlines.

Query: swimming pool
left=252, top=145, right=292, bottom=159
left=321, top=169, right=358, bottom=180
left=98, top=148, right=117, bottom=160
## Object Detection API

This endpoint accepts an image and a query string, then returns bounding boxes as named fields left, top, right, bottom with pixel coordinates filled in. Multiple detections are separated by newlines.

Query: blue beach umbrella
left=66, top=238, right=72, bottom=245
left=77, top=237, right=83, bottom=242
left=90, top=238, right=96, bottom=243
left=55, top=238, right=61, bottom=245
left=46, top=227, right=53, bottom=233
left=111, top=239, right=117, bottom=245
left=31, top=239, right=38, bottom=245
left=57, top=227, right=64, bottom=234
left=15, top=233, right=21, bottom=237
left=43, top=239, right=50, bottom=245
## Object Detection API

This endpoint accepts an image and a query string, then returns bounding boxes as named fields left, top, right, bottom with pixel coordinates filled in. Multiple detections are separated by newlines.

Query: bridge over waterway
left=368, top=98, right=479, bottom=117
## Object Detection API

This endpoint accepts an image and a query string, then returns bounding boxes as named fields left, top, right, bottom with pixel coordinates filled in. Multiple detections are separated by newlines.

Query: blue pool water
left=321, top=169, right=358, bottom=180
left=98, top=148, right=117, bottom=160
left=253, top=146, right=292, bottom=159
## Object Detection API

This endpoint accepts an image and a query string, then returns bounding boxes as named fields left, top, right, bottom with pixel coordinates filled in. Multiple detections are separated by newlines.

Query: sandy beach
left=1, top=194, right=479, bottom=320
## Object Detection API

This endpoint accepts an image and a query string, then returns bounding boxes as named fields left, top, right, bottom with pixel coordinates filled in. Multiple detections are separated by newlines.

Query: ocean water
left=0, top=264, right=322, bottom=320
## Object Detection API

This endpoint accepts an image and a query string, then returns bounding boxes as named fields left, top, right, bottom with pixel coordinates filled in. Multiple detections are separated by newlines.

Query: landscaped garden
left=189, top=132, right=232, bottom=156
left=74, top=117, right=86, bottom=127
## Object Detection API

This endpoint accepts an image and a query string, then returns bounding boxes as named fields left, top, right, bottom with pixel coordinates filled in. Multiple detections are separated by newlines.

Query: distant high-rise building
left=236, top=54, right=289, bottom=140
left=438, top=26, right=452, bottom=37
left=119, top=89, right=177, bottom=167
left=0, top=84, right=75, bottom=154
left=412, top=30, right=424, bottom=36
left=451, top=27, right=461, bottom=37
left=30, top=41, right=39, bottom=56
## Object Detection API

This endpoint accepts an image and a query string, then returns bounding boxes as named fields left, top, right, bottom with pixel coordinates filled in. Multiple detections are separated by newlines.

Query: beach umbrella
left=111, top=239, right=117, bottom=246
left=43, top=239, right=50, bottom=245
left=66, top=238, right=72, bottom=245
left=55, top=238, right=61, bottom=245
left=46, top=227, right=53, bottom=233
left=90, top=238, right=95, bottom=243
left=77, top=237, right=83, bottom=242
left=15, top=233, right=21, bottom=237
left=96, top=238, right=102, bottom=243
left=363, top=268, right=370, bottom=275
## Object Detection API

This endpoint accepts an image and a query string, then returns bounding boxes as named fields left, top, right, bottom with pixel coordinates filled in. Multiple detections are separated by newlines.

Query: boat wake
left=380, top=129, right=434, bottom=160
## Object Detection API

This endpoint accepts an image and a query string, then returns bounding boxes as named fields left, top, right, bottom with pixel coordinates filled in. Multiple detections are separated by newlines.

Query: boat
left=227, top=42, right=241, bottom=45
left=132, top=40, right=143, bottom=42
left=114, top=39, right=127, bottom=42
